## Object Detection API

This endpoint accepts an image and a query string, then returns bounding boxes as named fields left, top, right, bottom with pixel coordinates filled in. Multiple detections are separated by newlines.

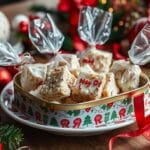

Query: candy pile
left=20, top=7, right=142, bottom=104
left=21, top=50, right=141, bottom=104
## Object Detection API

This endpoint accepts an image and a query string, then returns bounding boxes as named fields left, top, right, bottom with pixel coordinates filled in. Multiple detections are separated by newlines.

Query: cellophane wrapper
left=128, top=23, right=150, bottom=65
left=0, top=41, right=21, bottom=66
left=78, top=6, right=113, bottom=46
left=29, top=14, right=64, bottom=54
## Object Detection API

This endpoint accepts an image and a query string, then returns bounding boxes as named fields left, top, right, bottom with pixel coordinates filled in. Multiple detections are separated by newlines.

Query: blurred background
left=0, top=0, right=23, bottom=5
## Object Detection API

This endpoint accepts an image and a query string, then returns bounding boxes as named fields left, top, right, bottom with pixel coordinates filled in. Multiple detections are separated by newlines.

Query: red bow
left=109, top=93, right=150, bottom=150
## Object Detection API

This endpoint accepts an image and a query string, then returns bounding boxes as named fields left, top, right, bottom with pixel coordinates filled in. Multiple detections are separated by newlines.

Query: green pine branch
left=0, top=125, right=24, bottom=150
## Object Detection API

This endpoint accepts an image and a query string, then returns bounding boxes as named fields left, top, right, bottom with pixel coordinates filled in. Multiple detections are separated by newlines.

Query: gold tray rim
left=13, top=72, right=149, bottom=111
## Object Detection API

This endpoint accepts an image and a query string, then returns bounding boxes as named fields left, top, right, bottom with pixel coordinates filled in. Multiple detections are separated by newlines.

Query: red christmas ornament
left=0, top=67, right=12, bottom=92
left=57, top=0, right=72, bottom=12
left=19, top=21, right=28, bottom=34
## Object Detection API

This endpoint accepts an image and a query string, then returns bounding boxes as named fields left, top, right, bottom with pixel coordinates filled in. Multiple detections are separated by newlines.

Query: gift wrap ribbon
left=109, top=93, right=150, bottom=150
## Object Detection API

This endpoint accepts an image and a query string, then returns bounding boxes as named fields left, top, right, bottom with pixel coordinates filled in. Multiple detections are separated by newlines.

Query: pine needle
left=0, top=125, right=24, bottom=150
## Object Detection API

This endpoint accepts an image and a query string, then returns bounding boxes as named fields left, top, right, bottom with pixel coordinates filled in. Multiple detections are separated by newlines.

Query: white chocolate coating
left=72, top=72, right=106, bottom=102
left=20, top=63, right=47, bottom=91
left=110, top=60, right=141, bottom=92
left=79, top=49, right=112, bottom=73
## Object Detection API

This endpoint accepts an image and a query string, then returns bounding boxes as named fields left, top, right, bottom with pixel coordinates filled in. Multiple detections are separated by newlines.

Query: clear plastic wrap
left=128, top=23, right=150, bottom=65
left=0, top=41, right=33, bottom=66
left=29, top=13, right=80, bottom=74
left=78, top=6, right=113, bottom=73
left=78, top=6, right=113, bottom=46
left=29, top=13, right=64, bottom=54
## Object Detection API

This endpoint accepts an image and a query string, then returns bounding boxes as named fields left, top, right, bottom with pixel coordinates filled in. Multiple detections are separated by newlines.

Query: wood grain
left=0, top=1, right=150, bottom=150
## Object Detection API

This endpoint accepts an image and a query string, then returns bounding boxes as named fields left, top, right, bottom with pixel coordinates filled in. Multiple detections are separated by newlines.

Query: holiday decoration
left=12, top=14, right=29, bottom=30
left=111, top=110, right=117, bottom=120
left=0, top=67, right=12, bottom=92
left=0, top=12, right=10, bottom=42
left=83, top=115, right=92, bottom=127
left=50, top=117, right=59, bottom=126
left=0, top=125, right=24, bottom=150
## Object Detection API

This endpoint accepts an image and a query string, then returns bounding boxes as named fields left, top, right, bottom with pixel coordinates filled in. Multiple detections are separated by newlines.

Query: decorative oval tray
left=12, top=73, right=149, bottom=129
left=1, top=81, right=150, bottom=136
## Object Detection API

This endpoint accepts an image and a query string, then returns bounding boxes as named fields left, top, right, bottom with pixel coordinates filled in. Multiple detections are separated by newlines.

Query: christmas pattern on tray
left=3, top=82, right=150, bottom=129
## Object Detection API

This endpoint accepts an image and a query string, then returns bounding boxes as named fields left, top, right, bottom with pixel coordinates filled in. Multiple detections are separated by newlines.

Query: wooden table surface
left=0, top=1, right=150, bottom=150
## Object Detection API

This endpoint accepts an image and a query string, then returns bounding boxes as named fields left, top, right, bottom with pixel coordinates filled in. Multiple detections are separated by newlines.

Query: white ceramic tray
left=0, top=81, right=140, bottom=136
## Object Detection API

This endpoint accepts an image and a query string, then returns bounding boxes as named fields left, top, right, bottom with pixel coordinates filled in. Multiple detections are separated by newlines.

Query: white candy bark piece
left=40, top=65, right=76, bottom=102
left=20, top=63, right=47, bottom=91
left=110, top=60, right=141, bottom=92
left=102, top=72, right=119, bottom=97
left=30, top=86, right=62, bottom=104
left=59, top=54, right=80, bottom=77
left=72, top=72, right=106, bottom=102
left=79, top=49, right=112, bottom=73
left=47, top=54, right=80, bottom=77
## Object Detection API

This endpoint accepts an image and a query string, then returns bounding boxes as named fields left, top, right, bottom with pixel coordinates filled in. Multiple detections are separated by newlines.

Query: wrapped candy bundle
left=0, top=42, right=44, bottom=92
left=110, top=60, right=141, bottom=92
left=110, top=23, right=150, bottom=93
left=57, top=54, right=80, bottom=77
left=78, top=6, right=113, bottom=73
left=71, top=6, right=120, bottom=101
left=28, top=14, right=77, bottom=102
